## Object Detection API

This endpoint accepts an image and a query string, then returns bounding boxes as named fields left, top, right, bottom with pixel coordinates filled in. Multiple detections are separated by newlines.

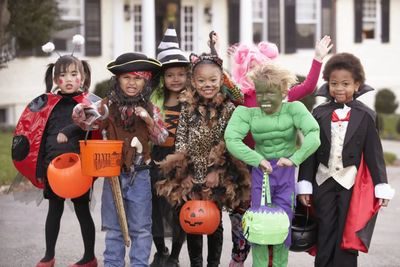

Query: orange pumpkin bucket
left=179, top=200, right=221, bottom=235
left=79, top=140, right=123, bottom=177
left=47, top=153, right=93, bottom=198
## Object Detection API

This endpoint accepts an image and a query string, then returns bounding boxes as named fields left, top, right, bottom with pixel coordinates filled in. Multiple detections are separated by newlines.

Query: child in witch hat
left=149, top=26, right=190, bottom=267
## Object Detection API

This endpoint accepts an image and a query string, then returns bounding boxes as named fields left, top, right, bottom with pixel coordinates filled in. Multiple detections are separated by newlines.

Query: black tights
left=187, top=222, right=223, bottom=267
left=41, top=199, right=95, bottom=264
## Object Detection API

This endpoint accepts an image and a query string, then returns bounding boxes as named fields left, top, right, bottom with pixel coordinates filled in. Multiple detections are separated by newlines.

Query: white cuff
left=296, top=180, right=313, bottom=195
left=375, top=183, right=395, bottom=200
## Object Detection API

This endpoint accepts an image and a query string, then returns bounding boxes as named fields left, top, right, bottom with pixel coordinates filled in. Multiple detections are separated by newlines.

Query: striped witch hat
left=157, top=27, right=189, bottom=67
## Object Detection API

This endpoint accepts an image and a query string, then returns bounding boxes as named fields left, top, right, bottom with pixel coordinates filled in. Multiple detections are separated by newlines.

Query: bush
left=379, top=113, right=400, bottom=140
left=375, top=88, right=399, bottom=114
left=0, top=131, right=17, bottom=185
left=93, top=79, right=111, bottom=98
left=377, top=113, right=384, bottom=132
left=384, top=152, right=397, bottom=166
left=396, top=118, right=400, bottom=135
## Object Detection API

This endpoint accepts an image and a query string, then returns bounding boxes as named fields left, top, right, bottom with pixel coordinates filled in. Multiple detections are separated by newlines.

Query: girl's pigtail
left=44, top=63, right=55, bottom=92
left=81, top=60, right=91, bottom=91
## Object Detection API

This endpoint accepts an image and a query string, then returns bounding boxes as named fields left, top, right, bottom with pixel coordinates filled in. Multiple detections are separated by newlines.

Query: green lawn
left=380, top=113, right=400, bottom=140
left=0, top=131, right=17, bottom=185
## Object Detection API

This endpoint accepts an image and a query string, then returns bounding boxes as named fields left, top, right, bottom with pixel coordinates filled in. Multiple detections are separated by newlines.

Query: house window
left=362, top=0, right=380, bottom=39
left=295, top=0, right=320, bottom=48
left=252, top=0, right=267, bottom=43
left=181, top=5, right=194, bottom=51
left=355, top=0, right=388, bottom=43
left=133, top=4, right=143, bottom=52
left=55, top=0, right=84, bottom=54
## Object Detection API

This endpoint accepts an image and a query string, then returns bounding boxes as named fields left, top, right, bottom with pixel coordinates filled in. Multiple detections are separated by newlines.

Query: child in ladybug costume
left=12, top=37, right=98, bottom=267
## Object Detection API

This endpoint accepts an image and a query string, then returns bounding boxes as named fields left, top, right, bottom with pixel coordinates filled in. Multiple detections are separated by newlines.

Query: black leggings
left=186, top=222, right=223, bottom=267
left=42, top=198, right=95, bottom=263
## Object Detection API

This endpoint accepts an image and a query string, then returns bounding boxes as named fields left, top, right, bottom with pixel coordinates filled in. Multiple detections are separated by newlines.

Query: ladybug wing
left=12, top=93, right=60, bottom=188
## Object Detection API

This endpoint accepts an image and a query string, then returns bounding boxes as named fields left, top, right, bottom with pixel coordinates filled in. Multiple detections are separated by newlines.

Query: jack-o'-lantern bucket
left=47, top=153, right=92, bottom=198
left=179, top=200, right=221, bottom=235
left=79, top=140, right=123, bottom=177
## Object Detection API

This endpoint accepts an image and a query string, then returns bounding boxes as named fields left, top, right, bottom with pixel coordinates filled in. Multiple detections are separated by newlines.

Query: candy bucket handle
left=261, top=172, right=272, bottom=206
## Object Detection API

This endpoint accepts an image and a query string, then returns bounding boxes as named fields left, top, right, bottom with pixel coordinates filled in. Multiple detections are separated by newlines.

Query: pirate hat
left=107, top=52, right=162, bottom=75
left=157, top=27, right=189, bottom=68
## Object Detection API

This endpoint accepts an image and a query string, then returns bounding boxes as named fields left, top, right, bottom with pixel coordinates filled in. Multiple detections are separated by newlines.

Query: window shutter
left=381, top=0, right=390, bottom=43
left=85, top=0, right=102, bottom=56
left=354, top=0, right=363, bottom=43
left=268, top=0, right=280, bottom=48
left=284, top=0, right=296, bottom=54
left=228, top=0, right=240, bottom=45
left=321, top=0, right=333, bottom=36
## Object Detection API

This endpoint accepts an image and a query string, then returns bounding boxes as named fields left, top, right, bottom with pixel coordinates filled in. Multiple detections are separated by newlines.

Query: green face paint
left=254, top=80, right=284, bottom=114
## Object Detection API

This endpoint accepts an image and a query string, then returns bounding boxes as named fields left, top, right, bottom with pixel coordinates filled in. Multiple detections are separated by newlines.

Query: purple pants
left=251, top=160, right=295, bottom=247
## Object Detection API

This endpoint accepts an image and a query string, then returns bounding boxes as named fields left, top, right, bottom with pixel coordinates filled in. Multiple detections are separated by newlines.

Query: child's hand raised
left=314, top=35, right=333, bottom=62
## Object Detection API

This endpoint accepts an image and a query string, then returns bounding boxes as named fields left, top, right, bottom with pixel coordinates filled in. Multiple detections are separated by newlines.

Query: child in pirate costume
left=297, top=53, right=395, bottom=267
left=12, top=36, right=97, bottom=267
left=155, top=39, right=250, bottom=267
left=149, top=27, right=190, bottom=267
left=224, top=62, right=320, bottom=267
left=73, top=52, right=168, bottom=266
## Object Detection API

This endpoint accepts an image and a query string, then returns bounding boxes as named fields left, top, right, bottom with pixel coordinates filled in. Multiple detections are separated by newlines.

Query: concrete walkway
left=1, top=140, right=399, bottom=266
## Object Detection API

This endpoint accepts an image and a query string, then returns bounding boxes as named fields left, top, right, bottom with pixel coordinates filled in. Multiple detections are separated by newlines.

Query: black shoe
left=150, top=248, right=170, bottom=267
left=165, top=257, right=180, bottom=267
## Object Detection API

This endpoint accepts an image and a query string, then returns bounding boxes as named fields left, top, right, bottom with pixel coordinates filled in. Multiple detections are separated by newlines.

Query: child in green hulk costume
left=224, top=62, right=320, bottom=267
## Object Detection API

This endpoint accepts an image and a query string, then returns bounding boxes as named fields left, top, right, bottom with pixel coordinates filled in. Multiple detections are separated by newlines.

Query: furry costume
left=156, top=88, right=250, bottom=210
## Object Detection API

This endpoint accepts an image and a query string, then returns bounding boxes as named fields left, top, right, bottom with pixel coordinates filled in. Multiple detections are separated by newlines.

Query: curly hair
left=248, top=62, right=297, bottom=95
left=322, top=53, right=365, bottom=86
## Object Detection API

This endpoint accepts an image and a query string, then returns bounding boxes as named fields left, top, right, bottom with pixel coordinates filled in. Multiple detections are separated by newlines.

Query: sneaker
left=150, top=248, right=170, bottom=267
left=165, top=257, right=180, bottom=267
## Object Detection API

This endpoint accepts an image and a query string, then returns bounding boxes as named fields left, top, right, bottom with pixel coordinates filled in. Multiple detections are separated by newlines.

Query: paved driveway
left=1, top=140, right=399, bottom=266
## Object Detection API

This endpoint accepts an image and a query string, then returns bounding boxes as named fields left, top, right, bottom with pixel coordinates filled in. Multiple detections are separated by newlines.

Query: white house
left=1, top=0, right=399, bottom=126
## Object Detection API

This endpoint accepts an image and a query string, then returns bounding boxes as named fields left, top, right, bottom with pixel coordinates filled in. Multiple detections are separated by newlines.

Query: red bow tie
left=331, top=111, right=351, bottom=122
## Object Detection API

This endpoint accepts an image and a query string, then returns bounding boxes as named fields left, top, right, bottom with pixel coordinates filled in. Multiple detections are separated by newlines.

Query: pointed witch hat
left=157, top=26, right=189, bottom=68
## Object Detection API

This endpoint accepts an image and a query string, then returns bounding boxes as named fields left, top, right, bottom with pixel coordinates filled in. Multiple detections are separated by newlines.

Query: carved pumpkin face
left=179, top=200, right=221, bottom=235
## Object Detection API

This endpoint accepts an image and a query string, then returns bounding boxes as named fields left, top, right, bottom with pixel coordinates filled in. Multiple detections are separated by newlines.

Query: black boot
left=150, top=247, right=170, bottom=267
left=165, top=257, right=180, bottom=267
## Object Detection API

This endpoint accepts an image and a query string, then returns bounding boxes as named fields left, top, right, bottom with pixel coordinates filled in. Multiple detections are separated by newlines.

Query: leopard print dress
left=156, top=89, right=251, bottom=210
